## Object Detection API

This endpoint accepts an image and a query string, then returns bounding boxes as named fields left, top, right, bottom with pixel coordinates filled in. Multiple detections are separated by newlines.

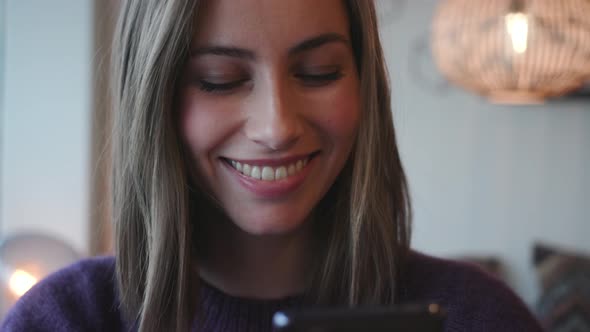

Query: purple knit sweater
left=1, top=251, right=543, bottom=331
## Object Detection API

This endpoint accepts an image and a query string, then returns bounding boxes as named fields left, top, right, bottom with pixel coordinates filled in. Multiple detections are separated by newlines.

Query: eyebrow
left=190, top=33, right=349, bottom=60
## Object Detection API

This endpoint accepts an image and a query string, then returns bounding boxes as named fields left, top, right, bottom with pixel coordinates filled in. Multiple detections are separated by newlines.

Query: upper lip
left=222, top=151, right=319, bottom=167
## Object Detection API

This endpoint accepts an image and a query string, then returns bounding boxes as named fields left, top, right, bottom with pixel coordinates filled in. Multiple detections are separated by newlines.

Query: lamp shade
left=0, top=232, right=80, bottom=318
left=431, top=0, right=590, bottom=103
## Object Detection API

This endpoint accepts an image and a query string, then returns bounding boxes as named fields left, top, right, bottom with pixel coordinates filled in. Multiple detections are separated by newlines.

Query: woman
left=2, top=0, right=542, bottom=331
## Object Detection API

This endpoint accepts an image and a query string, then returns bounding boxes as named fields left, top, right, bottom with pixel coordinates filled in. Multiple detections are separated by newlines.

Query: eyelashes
left=295, top=71, right=344, bottom=87
left=196, top=71, right=344, bottom=94
left=198, top=78, right=250, bottom=93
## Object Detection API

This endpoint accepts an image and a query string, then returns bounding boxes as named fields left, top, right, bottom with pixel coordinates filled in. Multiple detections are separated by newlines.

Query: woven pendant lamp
left=431, top=0, right=590, bottom=103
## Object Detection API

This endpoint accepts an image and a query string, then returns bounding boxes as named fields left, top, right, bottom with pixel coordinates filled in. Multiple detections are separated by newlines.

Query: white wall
left=377, top=0, right=590, bottom=305
left=1, top=0, right=93, bottom=254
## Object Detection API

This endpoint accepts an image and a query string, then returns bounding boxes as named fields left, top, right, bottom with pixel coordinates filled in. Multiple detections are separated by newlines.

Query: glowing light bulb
left=505, top=12, right=529, bottom=54
left=8, top=269, right=38, bottom=297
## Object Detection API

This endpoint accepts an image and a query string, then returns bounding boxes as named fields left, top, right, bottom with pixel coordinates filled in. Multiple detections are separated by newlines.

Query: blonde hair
left=111, top=0, right=411, bottom=331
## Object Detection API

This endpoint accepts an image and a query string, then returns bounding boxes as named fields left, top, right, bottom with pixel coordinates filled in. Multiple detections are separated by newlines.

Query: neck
left=196, top=213, right=315, bottom=300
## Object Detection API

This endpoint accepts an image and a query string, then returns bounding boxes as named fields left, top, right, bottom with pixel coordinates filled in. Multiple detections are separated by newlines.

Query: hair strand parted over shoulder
left=112, top=0, right=200, bottom=331
left=111, top=0, right=411, bottom=330
left=309, top=0, right=412, bottom=305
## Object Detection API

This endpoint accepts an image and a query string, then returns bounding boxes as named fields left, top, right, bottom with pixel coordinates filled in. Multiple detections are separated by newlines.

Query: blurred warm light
left=431, top=0, right=590, bottom=104
left=0, top=232, right=81, bottom=317
left=505, top=12, right=529, bottom=54
left=8, top=269, right=37, bottom=297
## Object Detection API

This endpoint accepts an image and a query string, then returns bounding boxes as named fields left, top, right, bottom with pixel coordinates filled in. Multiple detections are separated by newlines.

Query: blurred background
left=0, top=0, right=589, bottom=329
left=0, top=0, right=115, bottom=317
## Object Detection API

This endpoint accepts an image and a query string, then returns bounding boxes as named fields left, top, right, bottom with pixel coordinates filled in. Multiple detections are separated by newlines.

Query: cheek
left=312, top=81, right=360, bottom=142
left=327, top=98, right=360, bottom=139
left=179, top=91, right=200, bottom=148
left=178, top=91, right=233, bottom=180
left=179, top=90, right=228, bottom=156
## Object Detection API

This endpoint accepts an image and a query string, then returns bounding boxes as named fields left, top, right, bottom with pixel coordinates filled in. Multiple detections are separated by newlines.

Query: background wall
left=1, top=0, right=93, bottom=254
left=377, top=0, right=590, bottom=305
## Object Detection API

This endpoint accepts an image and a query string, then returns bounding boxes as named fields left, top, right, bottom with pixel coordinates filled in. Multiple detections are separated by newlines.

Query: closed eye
left=295, top=71, right=343, bottom=87
left=197, top=78, right=250, bottom=93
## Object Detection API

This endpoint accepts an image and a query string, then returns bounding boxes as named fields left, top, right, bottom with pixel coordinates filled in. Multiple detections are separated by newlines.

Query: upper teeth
left=230, top=158, right=309, bottom=181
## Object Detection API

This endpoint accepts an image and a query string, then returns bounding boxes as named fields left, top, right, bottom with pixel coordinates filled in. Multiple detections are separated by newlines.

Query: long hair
left=311, top=0, right=412, bottom=306
left=111, top=0, right=411, bottom=331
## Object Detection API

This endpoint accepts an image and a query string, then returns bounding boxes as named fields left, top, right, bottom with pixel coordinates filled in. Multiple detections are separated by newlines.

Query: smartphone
left=272, top=303, right=445, bottom=332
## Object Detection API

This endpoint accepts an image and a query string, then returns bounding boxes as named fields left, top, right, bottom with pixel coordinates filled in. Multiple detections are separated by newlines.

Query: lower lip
left=223, top=157, right=316, bottom=198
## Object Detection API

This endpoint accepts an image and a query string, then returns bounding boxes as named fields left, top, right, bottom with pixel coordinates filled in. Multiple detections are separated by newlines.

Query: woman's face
left=179, top=0, right=360, bottom=236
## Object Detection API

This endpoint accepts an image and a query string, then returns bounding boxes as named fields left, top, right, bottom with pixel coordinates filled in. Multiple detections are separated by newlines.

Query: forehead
left=192, top=0, right=350, bottom=52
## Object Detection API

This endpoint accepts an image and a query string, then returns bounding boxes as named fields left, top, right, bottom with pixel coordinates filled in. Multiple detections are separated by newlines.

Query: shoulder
left=401, top=250, right=543, bottom=332
left=1, top=256, right=131, bottom=332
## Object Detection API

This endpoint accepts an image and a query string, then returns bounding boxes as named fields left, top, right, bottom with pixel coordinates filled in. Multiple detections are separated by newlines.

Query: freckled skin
left=179, top=0, right=360, bottom=236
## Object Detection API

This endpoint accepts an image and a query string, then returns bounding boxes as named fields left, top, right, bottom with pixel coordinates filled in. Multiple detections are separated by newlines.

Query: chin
left=230, top=210, right=312, bottom=237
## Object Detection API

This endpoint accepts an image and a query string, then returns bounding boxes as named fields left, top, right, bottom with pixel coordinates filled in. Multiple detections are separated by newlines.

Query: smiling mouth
left=222, top=153, right=318, bottom=182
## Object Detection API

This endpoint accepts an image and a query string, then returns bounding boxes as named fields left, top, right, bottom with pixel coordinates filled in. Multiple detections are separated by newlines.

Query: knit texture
left=1, top=252, right=543, bottom=331
left=193, top=279, right=303, bottom=331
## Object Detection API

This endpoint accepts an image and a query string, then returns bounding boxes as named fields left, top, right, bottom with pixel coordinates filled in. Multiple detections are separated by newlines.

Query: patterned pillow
left=534, top=243, right=590, bottom=331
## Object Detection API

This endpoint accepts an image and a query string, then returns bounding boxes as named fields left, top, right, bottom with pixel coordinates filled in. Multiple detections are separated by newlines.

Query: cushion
left=534, top=243, right=590, bottom=331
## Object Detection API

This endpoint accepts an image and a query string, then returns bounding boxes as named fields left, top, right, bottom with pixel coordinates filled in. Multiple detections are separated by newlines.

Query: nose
left=244, top=77, right=303, bottom=151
